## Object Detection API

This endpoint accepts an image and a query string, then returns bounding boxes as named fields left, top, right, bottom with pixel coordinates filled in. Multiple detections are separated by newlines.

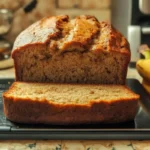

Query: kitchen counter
left=0, top=66, right=149, bottom=150
left=0, top=140, right=150, bottom=149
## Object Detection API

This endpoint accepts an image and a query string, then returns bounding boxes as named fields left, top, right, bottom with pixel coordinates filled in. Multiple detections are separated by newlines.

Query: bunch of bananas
left=136, top=45, right=150, bottom=93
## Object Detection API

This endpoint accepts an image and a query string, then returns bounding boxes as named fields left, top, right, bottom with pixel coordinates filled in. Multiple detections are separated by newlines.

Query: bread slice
left=3, top=82, right=139, bottom=125
left=12, top=15, right=130, bottom=84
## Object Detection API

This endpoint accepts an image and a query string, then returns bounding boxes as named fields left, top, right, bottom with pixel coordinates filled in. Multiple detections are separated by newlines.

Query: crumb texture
left=5, top=82, right=139, bottom=104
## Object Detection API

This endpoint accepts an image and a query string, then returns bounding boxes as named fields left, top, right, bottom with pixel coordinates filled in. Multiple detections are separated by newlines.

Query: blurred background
left=0, top=0, right=130, bottom=44
left=0, top=0, right=150, bottom=67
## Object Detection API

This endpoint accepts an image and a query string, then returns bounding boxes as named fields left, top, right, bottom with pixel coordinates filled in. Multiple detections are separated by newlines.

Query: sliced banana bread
left=3, top=82, right=139, bottom=125
left=12, top=15, right=130, bottom=84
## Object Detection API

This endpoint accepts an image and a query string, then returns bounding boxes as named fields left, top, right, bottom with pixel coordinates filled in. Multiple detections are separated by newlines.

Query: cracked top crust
left=12, top=15, right=130, bottom=57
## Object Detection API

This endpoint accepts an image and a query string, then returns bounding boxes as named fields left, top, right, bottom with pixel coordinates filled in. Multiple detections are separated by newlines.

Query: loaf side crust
left=3, top=96, right=139, bottom=125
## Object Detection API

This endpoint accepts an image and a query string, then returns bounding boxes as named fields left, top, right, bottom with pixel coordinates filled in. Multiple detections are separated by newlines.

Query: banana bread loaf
left=3, top=82, right=139, bottom=125
left=12, top=15, right=130, bottom=84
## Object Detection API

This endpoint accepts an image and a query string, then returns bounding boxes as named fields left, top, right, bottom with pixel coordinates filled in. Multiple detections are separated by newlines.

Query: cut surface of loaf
left=12, top=15, right=130, bottom=84
left=3, top=82, right=139, bottom=125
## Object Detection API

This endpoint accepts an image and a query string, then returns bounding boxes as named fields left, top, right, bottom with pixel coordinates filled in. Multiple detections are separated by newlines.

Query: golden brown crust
left=3, top=82, right=139, bottom=125
left=12, top=15, right=68, bottom=50
left=92, top=22, right=130, bottom=53
left=3, top=95, right=139, bottom=124
left=12, top=15, right=130, bottom=58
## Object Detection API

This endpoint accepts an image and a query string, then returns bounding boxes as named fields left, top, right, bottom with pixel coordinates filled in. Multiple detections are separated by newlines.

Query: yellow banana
left=142, top=79, right=150, bottom=94
left=136, top=59, right=150, bottom=82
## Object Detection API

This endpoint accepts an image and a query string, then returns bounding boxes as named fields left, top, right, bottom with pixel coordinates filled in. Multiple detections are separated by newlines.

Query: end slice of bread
left=3, top=82, right=139, bottom=125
